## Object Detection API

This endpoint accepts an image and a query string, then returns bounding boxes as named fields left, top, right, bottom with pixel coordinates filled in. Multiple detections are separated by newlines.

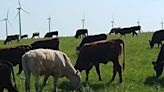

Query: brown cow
left=74, top=39, right=125, bottom=83
left=0, top=45, right=32, bottom=74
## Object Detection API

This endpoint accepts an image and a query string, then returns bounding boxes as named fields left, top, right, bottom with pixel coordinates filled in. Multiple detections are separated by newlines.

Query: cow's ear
left=152, top=62, right=156, bottom=65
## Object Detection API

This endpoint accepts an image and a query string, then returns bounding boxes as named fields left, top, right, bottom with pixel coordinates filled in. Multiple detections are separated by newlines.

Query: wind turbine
left=15, top=0, right=30, bottom=38
left=81, top=14, right=85, bottom=29
left=48, top=17, right=51, bottom=32
left=0, top=10, right=11, bottom=38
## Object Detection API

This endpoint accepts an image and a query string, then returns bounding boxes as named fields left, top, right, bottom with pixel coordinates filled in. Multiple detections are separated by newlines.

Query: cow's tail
left=117, top=39, right=125, bottom=71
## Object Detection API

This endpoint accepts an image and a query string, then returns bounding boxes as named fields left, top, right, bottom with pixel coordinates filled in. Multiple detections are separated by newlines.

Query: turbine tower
left=81, top=14, right=85, bottom=29
left=0, top=10, right=11, bottom=38
left=48, top=17, right=51, bottom=32
left=137, top=19, right=140, bottom=26
left=161, top=18, right=163, bottom=30
left=111, top=17, right=114, bottom=28
left=15, top=0, right=29, bottom=38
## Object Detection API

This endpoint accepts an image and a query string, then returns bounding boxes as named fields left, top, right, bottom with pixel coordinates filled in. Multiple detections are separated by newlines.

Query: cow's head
left=149, top=40, right=154, bottom=48
left=152, top=61, right=164, bottom=77
left=71, top=70, right=81, bottom=88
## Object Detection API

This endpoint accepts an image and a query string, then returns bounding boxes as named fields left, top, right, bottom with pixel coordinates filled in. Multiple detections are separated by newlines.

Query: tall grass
left=1, top=32, right=164, bottom=92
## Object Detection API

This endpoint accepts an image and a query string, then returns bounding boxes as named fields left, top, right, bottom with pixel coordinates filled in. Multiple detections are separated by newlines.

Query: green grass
left=1, top=32, right=164, bottom=92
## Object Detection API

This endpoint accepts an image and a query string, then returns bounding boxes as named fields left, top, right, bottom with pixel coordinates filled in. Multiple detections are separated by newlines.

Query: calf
left=149, top=30, right=164, bottom=48
left=22, top=49, right=81, bottom=92
left=4, top=35, right=20, bottom=45
left=31, top=38, right=59, bottom=50
left=75, top=29, right=88, bottom=38
left=0, top=60, right=18, bottom=92
left=44, top=31, right=58, bottom=38
left=76, top=34, right=107, bottom=53
left=0, top=45, right=31, bottom=74
left=74, top=39, right=125, bottom=83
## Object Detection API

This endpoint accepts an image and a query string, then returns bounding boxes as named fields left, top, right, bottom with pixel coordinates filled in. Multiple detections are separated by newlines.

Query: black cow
left=74, top=39, right=125, bottom=83
left=117, top=27, right=138, bottom=37
left=44, top=31, right=58, bottom=38
left=152, top=45, right=164, bottom=77
left=4, top=35, right=20, bottom=45
left=109, top=28, right=121, bottom=34
left=21, top=34, right=28, bottom=39
left=130, top=26, right=141, bottom=33
left=76, top=34, right=107, bottom=52
left=0, top=45, right=31, bottom=75
left=31, top=32, right=39, bottom=39
left=149, top=30, right=164, bottom=48
left=0, top=60, right=18, bottom=92
left=75, top=29, right=88, bottom=38
left=31, top=38, right=59, bottom=50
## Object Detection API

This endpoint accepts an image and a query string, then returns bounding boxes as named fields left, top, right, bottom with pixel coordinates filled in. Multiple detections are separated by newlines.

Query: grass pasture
left=1, top=32, right=164, bottom=92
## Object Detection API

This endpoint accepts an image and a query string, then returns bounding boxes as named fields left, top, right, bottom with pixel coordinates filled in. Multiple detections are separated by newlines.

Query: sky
left=0, top=0, right=164, bottom=40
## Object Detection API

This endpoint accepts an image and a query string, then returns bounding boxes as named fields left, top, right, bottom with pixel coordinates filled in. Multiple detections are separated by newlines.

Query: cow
left=76, top=34, right=107, bottom=53
left=44, top=31, right=58, bottom=38
left=4, top=35, right=20, bottom=45
left=75, top=29, right=88, bottom=38
left=152, top=45, right=164, bottom=77
left=22, top=49, right=81, bottom=92
left=117, top=27, right=138, bottom=37
left=31, top=38, right=59, bottom=50
left=31, top=32, right=40, bottom=39
left=21, top=34, right=28, bottom=39
left=130, top=26, right=141, bottom=33
left=0, top=45, right=32, bottom=75
left=109, top=28, right=121, bottom=34
left=149, top=30, right=164, bottom=48
left=0, top=60, right=18, bottom=92
left=74, top=39, right=125, bottom=83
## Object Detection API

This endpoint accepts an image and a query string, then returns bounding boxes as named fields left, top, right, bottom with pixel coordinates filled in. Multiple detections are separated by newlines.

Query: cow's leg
left=86, top=69, right=90, bottom=81
left=95, top=64, right=102, bottom=81
left=34, top=75, right=40, bottom=92
left=110, top=64, right=117, bottom=83
left=85, top=65, right=93, bottom=81
left=117, top=63, right=123, bottom=83
left=53, top=77, right=59, bottom=92
left=24, top=69, right=31, bottom=92
left=40, top=74, right=50, bottom=91
left=17, top=63, right=23, bottom=75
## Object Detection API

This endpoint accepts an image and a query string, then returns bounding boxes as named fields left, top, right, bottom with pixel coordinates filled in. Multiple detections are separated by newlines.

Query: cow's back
left=22, top=49, right=66, bottom=75
left=152, top=30, right=164, bottom=42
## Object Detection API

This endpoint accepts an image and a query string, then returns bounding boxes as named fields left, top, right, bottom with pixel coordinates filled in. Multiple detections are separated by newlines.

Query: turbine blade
left=8, top=20, right=13, bottom=27
left=21, top=8, right=30, bottom=15
left=7, top=10, right=9, bottom=19
left=0, top=19, right=5, bottom=22
left=14, top=12, right=19, bottom=19
left=18, top=0, right=21, bottom=8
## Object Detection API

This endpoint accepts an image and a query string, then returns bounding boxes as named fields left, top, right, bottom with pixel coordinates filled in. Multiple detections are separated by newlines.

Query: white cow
left=22, top=49, right=81, bottom=92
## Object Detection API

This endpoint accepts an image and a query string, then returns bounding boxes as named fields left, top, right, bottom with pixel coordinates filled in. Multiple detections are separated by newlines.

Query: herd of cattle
left=1, top=27, right=164, bottom=91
